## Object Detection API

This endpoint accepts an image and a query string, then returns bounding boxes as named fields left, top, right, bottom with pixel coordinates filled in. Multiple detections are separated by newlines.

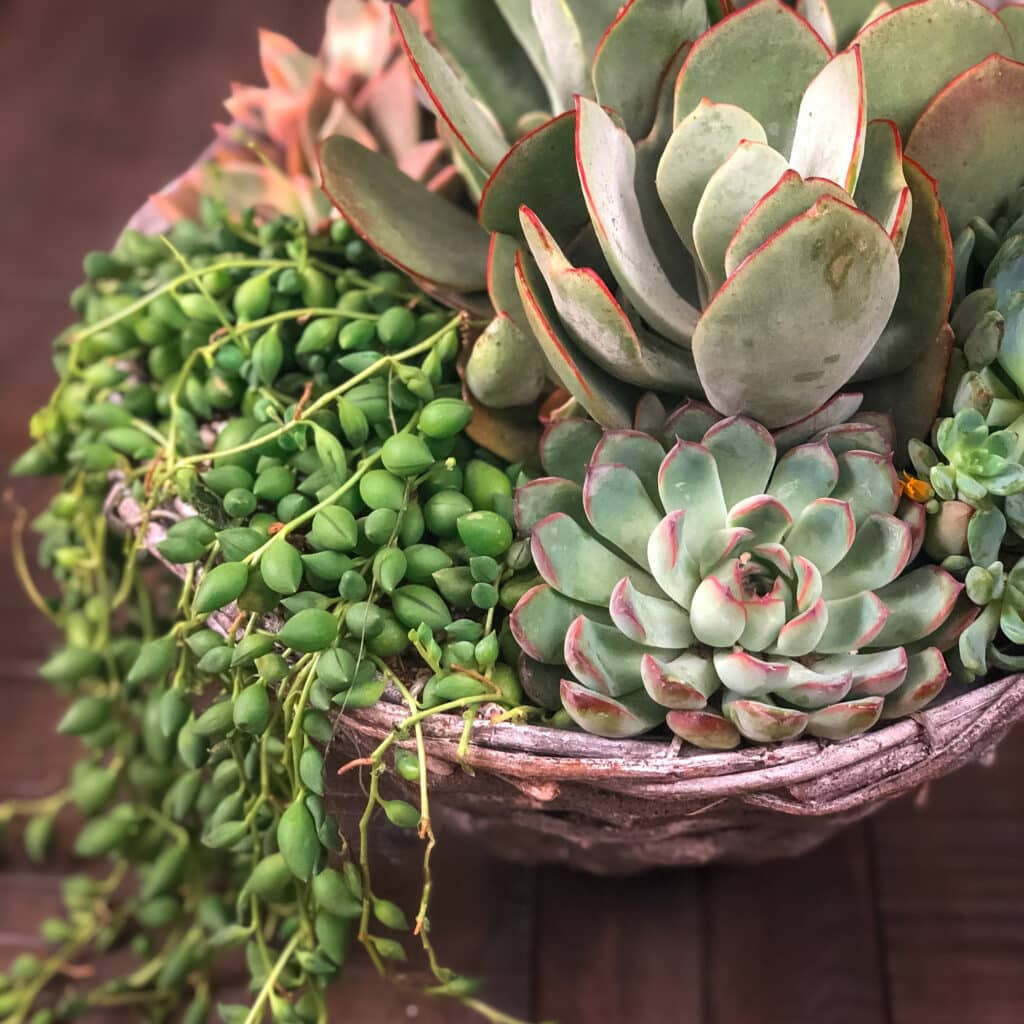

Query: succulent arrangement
left=6, top=0, right=1024, bottom=1020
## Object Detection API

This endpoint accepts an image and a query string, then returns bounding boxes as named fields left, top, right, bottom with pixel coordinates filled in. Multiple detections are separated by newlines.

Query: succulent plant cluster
left=906, top=185, right=1024, bottom=678
left=321, top=0, right=1024, bottom=453
left=9, top=1, right=1024, bottom=1017
left=509, top=407, right=958, bottom=743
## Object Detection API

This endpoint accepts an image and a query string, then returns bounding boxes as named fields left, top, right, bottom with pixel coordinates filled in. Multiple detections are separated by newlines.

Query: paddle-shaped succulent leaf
left=317, top=0, right=1024, bottom=441
left=511, top=415, right=961, bottom=745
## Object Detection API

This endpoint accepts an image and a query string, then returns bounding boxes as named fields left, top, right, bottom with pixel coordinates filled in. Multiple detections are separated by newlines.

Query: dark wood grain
left=533, top=866, right=704, bottom=1024
left=869, top=742, right=1024, bottom=1024
left=2, top=2, right=1023, bottom=1023
left=703, top=830, right=889, bottom=1024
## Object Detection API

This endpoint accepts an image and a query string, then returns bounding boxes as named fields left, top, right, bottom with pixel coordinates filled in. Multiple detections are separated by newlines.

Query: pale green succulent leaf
left=817, top=421, right=892, bottom=457
left=539, top=418, right=602, bottom=484
left=563, top=0, right=625, bottom=61
left=771, top=393, right=865, bottom=450
left=666, top=708, right=741, bottom=749
left=797, top=0, right=894, bottom=50
left=699, top=527, right=754, bottom=576
left=962, top=310, right=1004, bottom=371
left=465, top=314, right=549, bottom=409
left=793, top=554, right=824, bottom=614
left=806, top=697, right=884, bottom=740
left=674, top=0, right=829, bottom=153
left=560, top=678, right=665, bottom=738
left=1002, top=6, right=1024, bottom=55
left=693, top=140, right=790, bottom=293
left=880, top=646, right=949, bottom=719
left=854, top=119, right=912, bottom=253
left=817, top=591, right=889, bottom=653
left=871, top=566, right=963, bottom=648
left=766, top=440, right=840, bottom=518
left=692, top=196, right=900, bottom=429
left=658, top=442, right=728, bottom=557
left=583, top=463, right=662, bottom=568
left=532, top=512, right=653, bottom=604
left=788, top=48, right=866, bottom=194
left=514, top=477, right=584, bottom=534
left=690, top=575, right=747, bottom=647
left=821, top=513, right=912, bottom=601
left=996, top=299, right=1024, bottom=394
left=647, top=510, right=702, bottom=607
left=492, top=0, right=565, bottom=111
left=641, top=651, right=716, bottom=709
left=590, top=430, right=666, bottom=501
left=509, top=583, right=609, bottom=663
left=726, top=496, right=793, bottom=549
left=832, top=450, right=900, bottom=525
left=724, top=171, right=848, bottom=279
left=701, top=416, right=776, bottom=508
left=773, top=660, right=853, bottom=710
left=852, top=0, right=1013, bottom=139
left=957, top=601, right=998, bottom=675
left=531, top=0, right=592, bottom=109
left=487, top=233, right=529, bottom=328
left=429, top=0, right=551, bottom=138
left=611, top=577, right=694, bottom=648
left=514, top=249, right=635, bottom=427
left=593, top=0, right=708, bottom=141
left=634, top=44, right=706, bottom=306
left=480, top=111, right=587, bottom=240
left=813, top=648, right=908, bottom=698
left=575, top=97, right=701, bottom=345
left=712, top=650, right=788, bottom=698
left=657, top=99, right=768, bottom=257
left=770, top=598, right=828, bottom=657
left=519, top=207, right=702, bottom=391
left=722, top=693, right=809, bottom=743
left=967, top=506, right=1006, bottom=568
left=391, top=6, right=508, bottom=171
left=737, top=584, right=788, bottom=652
left=662, top=401, right=723, bottom=446
left=853, top=159, right=952, bottom=385
left=905, top=55, right=1024, bottom=241
left=319, top=137, right=489, bottom=293
left=566, top=615, right=667, bottom=696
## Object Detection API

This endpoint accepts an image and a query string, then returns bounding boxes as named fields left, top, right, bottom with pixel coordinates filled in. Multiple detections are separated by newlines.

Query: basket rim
left=337, top=673, right=1024, bottom=781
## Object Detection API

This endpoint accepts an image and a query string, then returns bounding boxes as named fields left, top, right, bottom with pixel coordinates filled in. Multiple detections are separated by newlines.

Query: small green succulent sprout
left=958, top=558, right=1024, bottom=681
left=511, top=412, right=962, bottom=747
left=918, top=409, right=1024, bottom=506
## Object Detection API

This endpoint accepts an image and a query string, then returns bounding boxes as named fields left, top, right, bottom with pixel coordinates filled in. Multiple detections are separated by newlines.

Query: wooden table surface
left=2, top=3, right=1022, bottom=1022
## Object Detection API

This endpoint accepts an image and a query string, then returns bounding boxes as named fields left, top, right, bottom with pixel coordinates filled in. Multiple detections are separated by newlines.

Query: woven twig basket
left=120, top=180, right=1024, bottom=877
left=331, top=678, right=1024, bottom=874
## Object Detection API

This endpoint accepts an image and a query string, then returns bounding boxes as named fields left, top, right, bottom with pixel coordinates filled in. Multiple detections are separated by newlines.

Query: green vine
left=4, top=201, right=547, bottom=1024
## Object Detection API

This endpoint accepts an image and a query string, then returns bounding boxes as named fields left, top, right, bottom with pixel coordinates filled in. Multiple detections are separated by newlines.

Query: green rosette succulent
left=509, top=410, right=961, bottom=746
left=319, top=0, right=1024, bottom=450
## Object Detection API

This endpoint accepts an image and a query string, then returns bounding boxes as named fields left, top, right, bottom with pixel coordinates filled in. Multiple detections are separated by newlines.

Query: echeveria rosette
left=509, top=413, right=961, bottom=747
